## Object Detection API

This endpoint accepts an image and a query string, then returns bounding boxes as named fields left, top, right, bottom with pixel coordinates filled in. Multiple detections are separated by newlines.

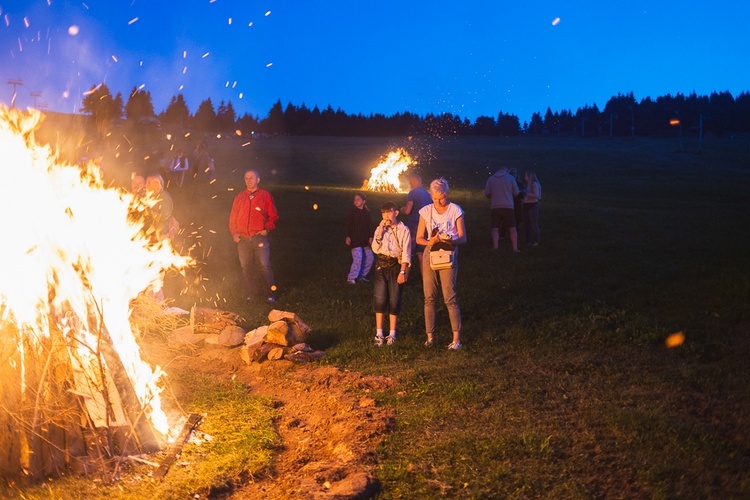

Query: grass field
left=13, top=128, right=750, bottom=497
left=155, top=132, right=749, bottom=497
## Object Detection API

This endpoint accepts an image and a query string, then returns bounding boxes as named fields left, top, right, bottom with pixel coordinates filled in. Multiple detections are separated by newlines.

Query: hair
left=354, top=192, right=368, bottom=209
left=380, top=201, right=399, bottom=212
left=429, top=177, right=450, bottom=195
left=409, top=173, right=422, bottom=183
left=524, top=170, right=538, bottom=183
left=146, top=174, right=165, bottom=191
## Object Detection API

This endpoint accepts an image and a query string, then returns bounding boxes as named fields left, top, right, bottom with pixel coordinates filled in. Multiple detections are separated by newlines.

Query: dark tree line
left=81, top=84, right=750, bottom=138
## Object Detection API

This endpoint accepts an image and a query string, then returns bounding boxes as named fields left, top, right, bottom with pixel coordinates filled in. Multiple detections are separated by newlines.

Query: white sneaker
left=374, top=335, right=384, bottom=347
left=386, top=335, right=396, bottom=345
left=447, top=342, right=463, bottom=350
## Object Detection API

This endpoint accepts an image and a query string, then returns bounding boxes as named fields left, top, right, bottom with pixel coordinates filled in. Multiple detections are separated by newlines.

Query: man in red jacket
left=229, top=169, right=280, bottom=303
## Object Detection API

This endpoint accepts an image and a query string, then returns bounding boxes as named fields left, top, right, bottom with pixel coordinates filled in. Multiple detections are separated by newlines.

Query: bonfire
left=0, top=106, right=191, bottom=481
left=363, top=148, right=414, bottom=193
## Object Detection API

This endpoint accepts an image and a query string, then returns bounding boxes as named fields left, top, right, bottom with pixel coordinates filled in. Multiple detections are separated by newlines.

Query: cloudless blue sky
left=2, top=1, right=748, bottom=123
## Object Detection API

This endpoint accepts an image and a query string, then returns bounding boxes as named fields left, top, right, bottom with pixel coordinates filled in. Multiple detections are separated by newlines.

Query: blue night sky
left=1, top=1, right=749, bottom=124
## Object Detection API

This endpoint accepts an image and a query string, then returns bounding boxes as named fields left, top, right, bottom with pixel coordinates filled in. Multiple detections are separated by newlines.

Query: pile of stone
left=167, top=307, right=324, bottom=364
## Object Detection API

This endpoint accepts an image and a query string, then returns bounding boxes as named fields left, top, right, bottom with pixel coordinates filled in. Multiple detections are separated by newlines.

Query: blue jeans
left=373, top=264, right=403, bottom=315
left=422, top=248, right=461, bottom=335
left=348, top=247, right=374, bottom=281
left=523, top=203, right=540, bottom=245
left=237, top=234, right=275, bottom=297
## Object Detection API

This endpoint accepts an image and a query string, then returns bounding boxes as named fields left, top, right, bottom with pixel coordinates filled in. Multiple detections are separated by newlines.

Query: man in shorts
left=484, top=166, right=520, bottom=253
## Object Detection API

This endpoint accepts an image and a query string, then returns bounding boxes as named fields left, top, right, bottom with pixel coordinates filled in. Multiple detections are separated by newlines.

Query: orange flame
left=364, top=149, right=414, bottom=193
left=0, top=106, right=191, bottom=438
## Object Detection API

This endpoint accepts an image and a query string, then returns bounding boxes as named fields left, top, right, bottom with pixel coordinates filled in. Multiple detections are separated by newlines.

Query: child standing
left=371, top=201, right=412, bottom=346
left=345, top=193, right=374, bottom=284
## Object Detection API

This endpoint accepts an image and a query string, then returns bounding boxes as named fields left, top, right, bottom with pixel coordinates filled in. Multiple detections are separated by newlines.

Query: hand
left=258, top=229, right=268, bottom=236
left=345, top=237, right=351, bottom=246
left=233, top=234, right=241, bottom=243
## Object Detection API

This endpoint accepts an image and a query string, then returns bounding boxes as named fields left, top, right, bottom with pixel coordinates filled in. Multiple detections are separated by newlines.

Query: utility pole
left=30, top=91, right=42, bottom=108
left=7, top=78, right=23, bottom=107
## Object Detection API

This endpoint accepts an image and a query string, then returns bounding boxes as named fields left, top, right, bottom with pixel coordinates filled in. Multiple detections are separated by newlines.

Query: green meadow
left=13, top=129, right=750, bottom=498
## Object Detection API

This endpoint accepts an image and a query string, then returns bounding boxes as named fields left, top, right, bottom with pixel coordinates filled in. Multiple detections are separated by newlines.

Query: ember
left=0, top=106, right=191, bottom=481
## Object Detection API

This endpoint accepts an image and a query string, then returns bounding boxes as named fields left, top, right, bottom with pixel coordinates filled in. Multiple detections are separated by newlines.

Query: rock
left=203, top=334, right=221, bottom=348
left=218, top=325, right=246, bottom=347
left=167, top=326, right=206, bottom=349
left=283, top=350, right=326, bottom=363
left=292, top=343, right=313, bottom=352
left=324, top=472, right=377, bottom=499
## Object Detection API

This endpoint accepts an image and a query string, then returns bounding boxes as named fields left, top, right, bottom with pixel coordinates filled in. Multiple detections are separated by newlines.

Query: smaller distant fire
left=363, top=149, right=414, bottom=193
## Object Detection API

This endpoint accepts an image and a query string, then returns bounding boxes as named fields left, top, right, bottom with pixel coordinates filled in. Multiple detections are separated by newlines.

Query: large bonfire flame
left=364, top=148, right=414, bottom=193
left=0, top=106, right=191, bottom=476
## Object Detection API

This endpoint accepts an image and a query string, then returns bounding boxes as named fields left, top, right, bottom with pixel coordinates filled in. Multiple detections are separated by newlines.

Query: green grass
left=14, top=127, right=750, bottom=497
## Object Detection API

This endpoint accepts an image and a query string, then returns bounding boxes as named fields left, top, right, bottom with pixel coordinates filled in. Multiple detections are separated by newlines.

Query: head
left=429, top=178, right=450, bottom=208
left=408, top=173, right=423, bottom=190
left=145, top=174, right=164, bottom=194
left=508, top=168, right=518, bottom=178
left=380, top=201, right=399, bottom=226
left=353, top=192, right=367, bottom=209
left=524, top=170, right=538, bottom=183
left=244, top=169, right=260, bottom=191
left=131, top=173, right=146, bottom=194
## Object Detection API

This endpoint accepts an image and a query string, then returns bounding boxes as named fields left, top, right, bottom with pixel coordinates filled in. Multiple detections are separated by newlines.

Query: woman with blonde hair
left=415, top=178, right=467, bottom=350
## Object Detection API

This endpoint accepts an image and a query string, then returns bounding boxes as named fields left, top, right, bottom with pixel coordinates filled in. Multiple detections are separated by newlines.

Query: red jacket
left=229, top=188, right=279, bottom=238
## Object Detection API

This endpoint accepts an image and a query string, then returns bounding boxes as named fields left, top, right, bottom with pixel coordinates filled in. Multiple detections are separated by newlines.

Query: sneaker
left=357, top=277, right=369, bottom=283
left=267, top=296, right=276, bottom=304
left=347, top=279, right=356, bottom=285
left=424, top=339, right=433, bottom=347
left=447, top=342, right=463, bottom=350
left=386, top=335, right=396, bottom=346
left=374, top=335, right=384, bottom=347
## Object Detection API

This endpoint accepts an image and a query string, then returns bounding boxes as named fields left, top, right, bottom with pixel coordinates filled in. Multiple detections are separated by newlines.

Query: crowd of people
left=136, top=163, right=540, bottom=351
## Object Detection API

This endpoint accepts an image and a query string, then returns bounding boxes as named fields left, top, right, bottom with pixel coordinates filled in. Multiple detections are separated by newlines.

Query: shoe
left=447, top=342, right=463, bottom=350
left=424, top=339, right=433, bottom=347
left=513, top=249, right=521, bottom=254
left=347, top=279, right=356, bottom=285
left=267, top=296, right=276, bottom=304
left=386, top=335, right=396, bottom=346
left=530, top=243, right=539, bottom=247
left=374, top=335, right=384, bottom=347
left=357, top=277, right=369, bottom=283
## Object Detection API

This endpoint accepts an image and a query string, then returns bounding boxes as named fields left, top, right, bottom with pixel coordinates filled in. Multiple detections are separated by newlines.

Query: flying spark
left=552, top=17, right=561, bottom=26
left=202, top=52, right=209, bottom=58
left=128, top=17, right=139, bottom=25
left=68, top=25, right=80, bottom=35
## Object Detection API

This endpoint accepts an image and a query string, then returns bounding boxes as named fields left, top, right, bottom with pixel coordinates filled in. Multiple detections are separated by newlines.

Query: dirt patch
left=166, top=347, right=396, bottom=499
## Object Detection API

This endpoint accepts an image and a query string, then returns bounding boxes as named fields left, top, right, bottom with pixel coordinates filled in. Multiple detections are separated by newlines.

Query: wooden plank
left=153, top=413, right=202, bottom=480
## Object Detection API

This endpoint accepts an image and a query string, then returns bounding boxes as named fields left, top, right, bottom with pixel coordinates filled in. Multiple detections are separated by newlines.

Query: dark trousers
left=523, top=203, right=540, bottom=244
left=237, top=234, right=275, bottom=297
left=373, top=265, right=403, bottom=315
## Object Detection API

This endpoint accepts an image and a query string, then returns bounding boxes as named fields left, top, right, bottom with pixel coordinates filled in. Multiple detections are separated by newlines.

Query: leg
left=362, top=248, right=375, bottom=278
left=491, top=227, right=500, bottom=250
left=375, top=312, right=385, bottom=330
left=253, top=235, right=276, bottom=296
left=510, top=227, right=519, bottom=252
left=422, top=250, right=439, bottom=342
left=348, top=247, right=363, bottom=281
left=237, top=238, right=256, bottom=298
left=439, top=265, right=462, bottom=345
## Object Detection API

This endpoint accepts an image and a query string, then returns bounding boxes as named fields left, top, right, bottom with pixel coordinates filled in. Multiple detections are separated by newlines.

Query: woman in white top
left=415, top=178, right=467, bottom=350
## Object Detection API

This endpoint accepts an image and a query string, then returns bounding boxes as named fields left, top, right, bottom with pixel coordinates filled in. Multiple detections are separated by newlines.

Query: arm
left=260, top=192, right=279, bottom=235
left=452, top=215, right=467, bottom=246
left=229, top=195, right=242, bottom=242
left=415, top=215, right=429, bottom=247
left=401, top=200, right=414, bottom=215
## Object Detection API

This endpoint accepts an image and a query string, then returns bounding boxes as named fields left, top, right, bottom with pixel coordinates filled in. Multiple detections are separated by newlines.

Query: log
left=265, top=321, right=292, bottom=346
left=267, top=347, right=286, bottom=361
left=154, top=413, right=202, bottom=479
left=268, top=309, right=311, bottom=333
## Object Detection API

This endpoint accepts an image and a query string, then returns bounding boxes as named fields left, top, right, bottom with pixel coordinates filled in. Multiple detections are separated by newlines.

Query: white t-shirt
left=419, top=203, right=464, bottom=241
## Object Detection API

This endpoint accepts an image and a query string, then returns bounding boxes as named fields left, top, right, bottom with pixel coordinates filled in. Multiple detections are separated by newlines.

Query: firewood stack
left=168, top=307, right=325, bottom=364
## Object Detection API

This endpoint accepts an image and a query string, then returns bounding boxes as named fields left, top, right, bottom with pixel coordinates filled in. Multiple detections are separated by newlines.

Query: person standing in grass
left=415, top=178, right=467, bottom=350
left=229, top=169, right=280, bottom=303
left=371, top=201, right=411, bottom=346
left=522, top=170, right=542, bottom=247
left=484, top=166, right=520, bottom=252
left=401, top=173, right=433, bottom=271
left=345, top=193, right=374, bottom=284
